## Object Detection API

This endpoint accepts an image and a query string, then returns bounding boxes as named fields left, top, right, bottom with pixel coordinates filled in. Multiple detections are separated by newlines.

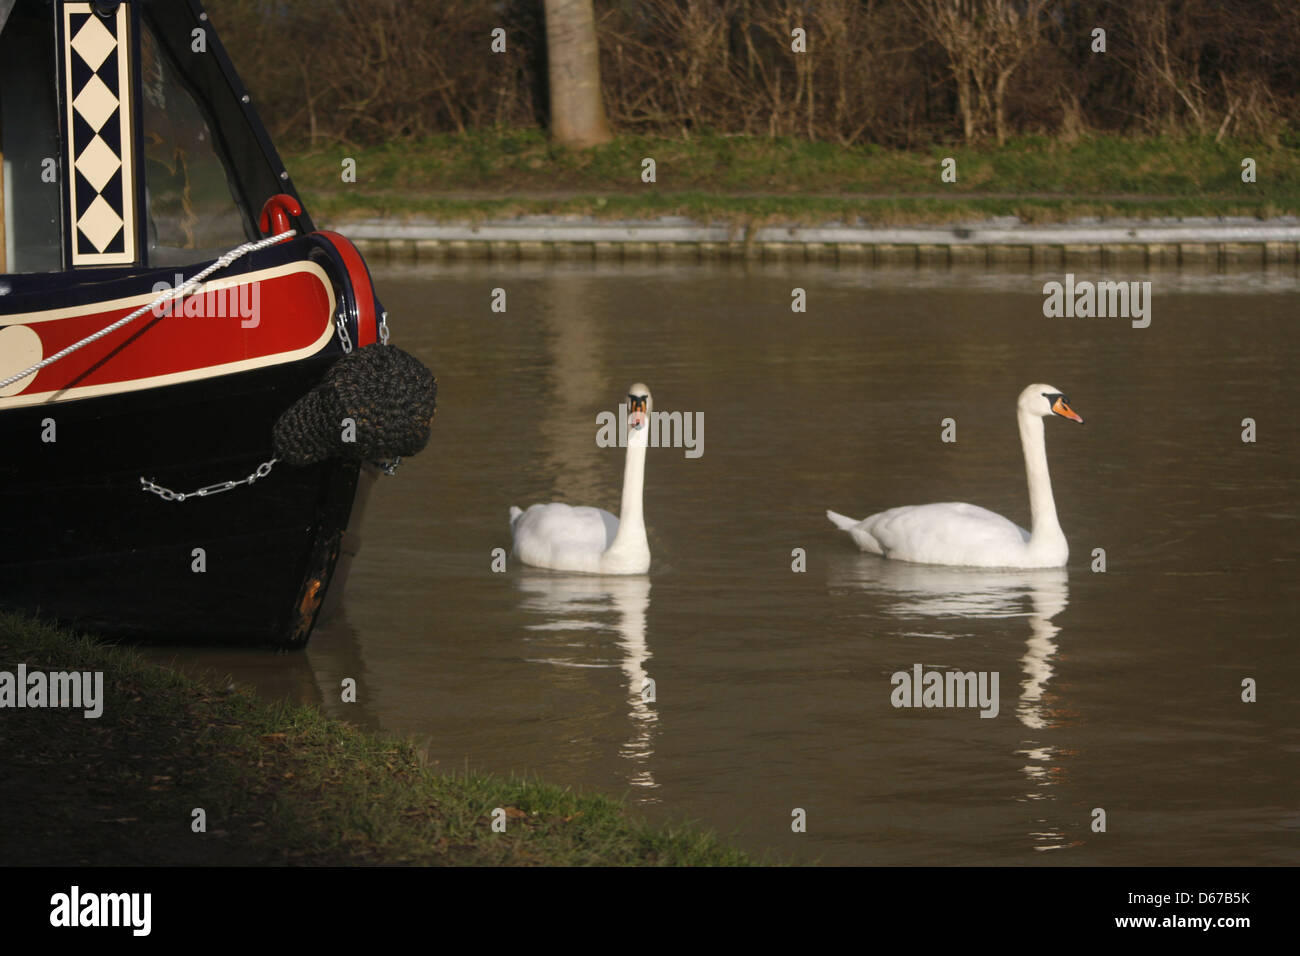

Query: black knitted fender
left=273, top=345, right=437, bottom=466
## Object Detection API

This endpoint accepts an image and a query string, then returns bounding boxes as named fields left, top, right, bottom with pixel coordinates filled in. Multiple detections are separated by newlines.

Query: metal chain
left=140, top=459, right=277, bottom=502
left=335, top=309, right=354, bottom=354
left=375, top=310, right=399, bottom=474
left=0, top=230, right=297, bottom=392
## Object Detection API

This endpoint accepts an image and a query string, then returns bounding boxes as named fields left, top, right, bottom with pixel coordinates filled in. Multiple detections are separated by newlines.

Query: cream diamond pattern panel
left=63, top=2, right=136, bottom=265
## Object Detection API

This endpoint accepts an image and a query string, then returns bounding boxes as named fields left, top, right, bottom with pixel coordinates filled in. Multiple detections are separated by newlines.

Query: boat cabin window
left=140, top=20, right=252, bottom=265
left=0, top=1, right=64, bottom=274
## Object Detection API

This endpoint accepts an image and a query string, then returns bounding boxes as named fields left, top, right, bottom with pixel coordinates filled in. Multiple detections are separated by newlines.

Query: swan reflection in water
left=514, top=574, right=658, bottom=798
left=828, top=556, right=1073, bottom=850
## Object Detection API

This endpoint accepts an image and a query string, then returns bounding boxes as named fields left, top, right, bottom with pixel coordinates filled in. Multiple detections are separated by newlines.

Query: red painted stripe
left=7, top=268, right=333, bottom=395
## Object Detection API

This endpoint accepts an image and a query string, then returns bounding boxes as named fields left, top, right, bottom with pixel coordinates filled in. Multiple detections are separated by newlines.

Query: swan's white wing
left=857, top=503, right=1030, bottom=567
left=510, top=502, right=619, bottom=572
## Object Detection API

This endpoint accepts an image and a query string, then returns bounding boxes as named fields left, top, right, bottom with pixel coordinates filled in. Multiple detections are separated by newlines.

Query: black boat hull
left=0, top=1, right=390, bottom=647
left=0, top=357, right=361, bottom=646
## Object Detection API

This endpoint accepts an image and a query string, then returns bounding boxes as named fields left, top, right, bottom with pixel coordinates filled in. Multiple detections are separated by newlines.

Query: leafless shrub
left=205, top=0, right=1298, bottom=147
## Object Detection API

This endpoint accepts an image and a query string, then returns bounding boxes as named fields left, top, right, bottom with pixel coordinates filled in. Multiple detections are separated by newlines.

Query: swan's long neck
left=1018, top=411, right=1062, bottom=543
left=606, top=437, right=647, bottom=554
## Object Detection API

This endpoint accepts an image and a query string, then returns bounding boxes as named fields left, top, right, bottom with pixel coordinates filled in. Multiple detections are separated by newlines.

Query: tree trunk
left=955, top=74, right=975, bottom=143
left=544, top=0, right=613, bottom=149
left=994, top=69, right=1011, bottom=145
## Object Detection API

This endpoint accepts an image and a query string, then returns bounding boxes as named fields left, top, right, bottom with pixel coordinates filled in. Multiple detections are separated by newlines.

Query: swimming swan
left=828, top=384, right=1084, bottom=568
left=509, top=384, right=652, bottom=574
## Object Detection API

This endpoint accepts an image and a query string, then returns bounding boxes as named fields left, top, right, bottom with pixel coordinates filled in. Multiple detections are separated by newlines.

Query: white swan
left=828, top=384, right=1084, bottom=568
left=509, top=384, right=651, bottom=574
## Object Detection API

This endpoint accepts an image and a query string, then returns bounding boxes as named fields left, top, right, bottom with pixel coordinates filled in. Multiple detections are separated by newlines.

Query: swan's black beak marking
left=1047, top=394, right=1085, bottom=424
left=628, top=393, right=649, bottom=430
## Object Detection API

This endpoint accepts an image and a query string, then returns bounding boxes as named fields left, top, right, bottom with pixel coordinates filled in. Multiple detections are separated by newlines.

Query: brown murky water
left=147, top=260, right=1299, bottom=865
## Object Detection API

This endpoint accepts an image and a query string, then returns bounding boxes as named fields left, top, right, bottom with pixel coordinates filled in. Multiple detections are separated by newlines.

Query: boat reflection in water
left=827, top=556, right=1073, bottom=850
left=514, top=574, right=658, bottom=798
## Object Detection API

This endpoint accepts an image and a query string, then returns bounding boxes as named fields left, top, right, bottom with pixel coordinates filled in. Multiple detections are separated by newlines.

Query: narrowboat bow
left=0, top=0, right=435, bottom=646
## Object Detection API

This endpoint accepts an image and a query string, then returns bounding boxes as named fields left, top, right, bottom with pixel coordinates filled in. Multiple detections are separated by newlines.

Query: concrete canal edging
left=335, top=215, right=1300, bottom=268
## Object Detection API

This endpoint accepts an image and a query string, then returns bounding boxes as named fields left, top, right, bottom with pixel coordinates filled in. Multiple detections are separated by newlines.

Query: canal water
left=146, top=260, right=1299, bottom=865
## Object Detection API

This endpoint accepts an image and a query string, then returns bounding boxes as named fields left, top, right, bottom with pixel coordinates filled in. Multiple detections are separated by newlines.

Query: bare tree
left=1126, top=0, right=1210, bottom=134
left=544, top=0, right=613, bottom=148
left=205, top=0, right=1297, bottom=148
left=907, top=0, right=1046, bottom=144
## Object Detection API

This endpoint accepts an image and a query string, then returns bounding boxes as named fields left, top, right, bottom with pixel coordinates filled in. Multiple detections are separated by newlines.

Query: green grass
left=282, top=130, right=1300, bottom=225
left=0, top=613, right=754, bottom=866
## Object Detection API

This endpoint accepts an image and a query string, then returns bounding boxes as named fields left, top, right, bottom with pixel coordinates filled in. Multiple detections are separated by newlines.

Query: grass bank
left=285, top=131, right=1300, bottom=226
left=0, top=614, right=750, bottom=866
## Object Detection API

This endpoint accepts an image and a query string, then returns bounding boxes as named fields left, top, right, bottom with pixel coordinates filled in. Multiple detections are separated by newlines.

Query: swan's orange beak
left=1052, top=396, right=1084, bottom=424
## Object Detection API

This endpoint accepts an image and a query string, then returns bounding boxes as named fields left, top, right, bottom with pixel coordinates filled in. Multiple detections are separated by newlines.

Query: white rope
left=0, top=230, right=296, bottom=392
